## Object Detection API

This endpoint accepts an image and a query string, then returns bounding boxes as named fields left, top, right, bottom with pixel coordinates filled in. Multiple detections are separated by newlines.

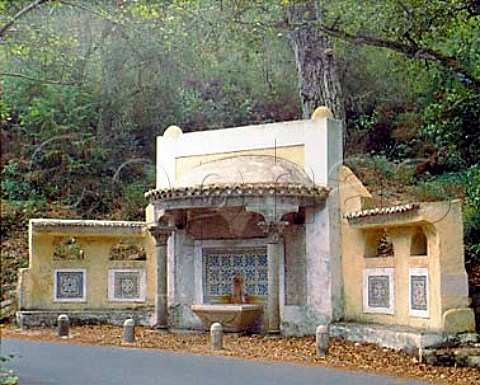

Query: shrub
left=0, top=355, right=18, bottom=385
left=464, top=165, right=480, bottom=266
left=410, top=172, right=465, bottom=202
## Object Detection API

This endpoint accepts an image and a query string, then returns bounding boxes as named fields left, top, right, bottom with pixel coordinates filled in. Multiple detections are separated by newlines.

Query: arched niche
left=110, top=239, right=146, bottom=260
left=185, top=209, right=265, bottom=240
left=281, top=207, right=306, bottom=225
left=363, top=229, right=394, bottom=258
left=410, top=227, right=428, bottom=256
left=53, top=237, right=84, bottom=260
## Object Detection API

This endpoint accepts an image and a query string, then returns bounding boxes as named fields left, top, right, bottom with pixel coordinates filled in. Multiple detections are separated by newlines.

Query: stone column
left=148, top=225, right=173, bottom=328
left=260, top=222, right=288, bottom=334
left=267, top=237, right=281, bottom=334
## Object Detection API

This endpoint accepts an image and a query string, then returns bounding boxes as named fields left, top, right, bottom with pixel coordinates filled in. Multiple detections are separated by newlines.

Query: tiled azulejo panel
left=363, top=268, right=395, bottom=314
left=202, top=247, right=268, bottom=303
left=368, top=276, right=391, bottom=308
left=409, top=268, right=429, bottom=318
left=108, top=269, right=146, bottom=301
left=54, top=269, right=86, bottom=301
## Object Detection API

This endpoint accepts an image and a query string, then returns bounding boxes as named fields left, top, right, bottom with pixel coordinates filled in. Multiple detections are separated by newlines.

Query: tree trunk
left=287, top=2, right=345, bottom=123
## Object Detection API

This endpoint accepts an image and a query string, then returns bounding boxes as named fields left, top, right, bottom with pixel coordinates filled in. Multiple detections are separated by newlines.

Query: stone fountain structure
left=16, top=108, right=476, bottom=350
left=191, top=273, right=263, bottom=333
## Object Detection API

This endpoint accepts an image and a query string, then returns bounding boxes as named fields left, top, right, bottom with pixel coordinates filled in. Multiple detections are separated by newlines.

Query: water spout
left=231, top=272, right=246, bottom=304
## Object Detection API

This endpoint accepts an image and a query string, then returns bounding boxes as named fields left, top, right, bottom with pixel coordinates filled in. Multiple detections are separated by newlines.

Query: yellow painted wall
left=20, top=164, right=475, bottom=334
left=339, top=167, right=475, bottom=333
left=19, top=227, right=156, bottom=311
left=175, top=145, right=305, bottom=181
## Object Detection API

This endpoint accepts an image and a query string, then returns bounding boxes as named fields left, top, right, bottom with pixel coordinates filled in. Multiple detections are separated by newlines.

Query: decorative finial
left=163, top=125, right=183, bottom=137
left=311, top=106, right=333, bottom=120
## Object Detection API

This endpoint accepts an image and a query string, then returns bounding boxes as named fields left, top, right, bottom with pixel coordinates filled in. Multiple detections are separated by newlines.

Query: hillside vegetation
left=1, top=1, right=479, bottom=301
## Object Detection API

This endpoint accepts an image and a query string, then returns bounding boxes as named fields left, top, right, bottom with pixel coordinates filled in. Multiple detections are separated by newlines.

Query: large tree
left=230, top=0, right=479, bottom=118
left=286, top=1, right=345, bottom=120
left=227, top=0, right=346, bottom=121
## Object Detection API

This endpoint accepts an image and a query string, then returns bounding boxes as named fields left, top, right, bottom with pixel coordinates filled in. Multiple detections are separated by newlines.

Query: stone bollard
left=57, top=314, right=70, bottom=337
left=123, top=318, right=135, bottom=343
left=210, top=322, right=223, bottom=350
left=315, top=324, right=329, bottom=357
left=16, top=313, right=25, bottom=330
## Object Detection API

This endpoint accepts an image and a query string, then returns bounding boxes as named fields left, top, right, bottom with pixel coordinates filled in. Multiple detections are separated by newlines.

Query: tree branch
left=60, top=0, right=123, bottom=27
left=0, top=72, right=81, bottom=86
left=0, top=0, right=50, bottom=38
left=319, top=25, right=480, bottom=90
left=0, top=0, right=125, bottom=39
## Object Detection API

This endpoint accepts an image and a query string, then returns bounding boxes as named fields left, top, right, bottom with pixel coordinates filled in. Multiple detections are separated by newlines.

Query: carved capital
left=258, top=221, right=289, bottom=242
left=247, top=202, right=300, bottom=224
left=148, top=225, right=174, bottom=245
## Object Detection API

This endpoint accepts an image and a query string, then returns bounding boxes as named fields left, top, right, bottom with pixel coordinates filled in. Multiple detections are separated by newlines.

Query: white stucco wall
left=156, top=118, right=339, bottom=189
left=157, top=117, right=344, bottom=334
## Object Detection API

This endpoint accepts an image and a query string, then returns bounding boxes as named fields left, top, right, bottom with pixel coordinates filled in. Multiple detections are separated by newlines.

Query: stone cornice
left=145, top=183, right=329, bottom=202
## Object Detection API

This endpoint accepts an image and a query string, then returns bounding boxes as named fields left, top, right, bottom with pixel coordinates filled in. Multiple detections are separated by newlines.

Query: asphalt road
left=2, top=338, right=434, bottom=385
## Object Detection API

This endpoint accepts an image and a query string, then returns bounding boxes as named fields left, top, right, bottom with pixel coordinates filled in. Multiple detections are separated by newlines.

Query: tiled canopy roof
left=145, top=183, right=329, bottom=201
left=147, top=154, right=330, bottom=206
left=344, top=203, right=420, bottom=220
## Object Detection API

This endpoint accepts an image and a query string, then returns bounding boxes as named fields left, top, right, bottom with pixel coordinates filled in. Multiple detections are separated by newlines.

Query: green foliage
left=111, top=164, right=155, bottom=221
left=324, top=0, right=480, bottom=87
left=464, top=165, right=480, bottom=265
left=345, top=155, right=398, bottom=185
left=0, top=160, right=31, bottom=201
left=410, top=173, right=465, bottom=202
left=465, top=165, right=480, bottom=209
left=340, top=46, right=416, bottom=117
left=421, top=86, right=480, bottom=169
left=0, top=355, right=18, bottom=385
left=53, top=237, right=83, bottom=260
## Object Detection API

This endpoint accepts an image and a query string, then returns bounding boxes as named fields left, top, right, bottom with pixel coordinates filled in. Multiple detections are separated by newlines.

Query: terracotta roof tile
left=145, top=183, right=329, bottom=201
left=345, top=203, right=420, bottom=220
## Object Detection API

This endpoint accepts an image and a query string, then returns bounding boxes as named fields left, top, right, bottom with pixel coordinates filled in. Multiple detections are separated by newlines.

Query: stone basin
left=191, top=304, right=263, bottom=333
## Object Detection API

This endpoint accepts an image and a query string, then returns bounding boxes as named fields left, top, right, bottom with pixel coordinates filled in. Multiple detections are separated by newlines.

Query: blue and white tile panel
left=409, top=268, right=429, bottom=318
left=54, top=269, right=87, bottom=302
left=108, top=269, right=146, bottom=302
left=363, top=268, right=395, bottom=314
left=202, top=247, right=268, bottom=303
